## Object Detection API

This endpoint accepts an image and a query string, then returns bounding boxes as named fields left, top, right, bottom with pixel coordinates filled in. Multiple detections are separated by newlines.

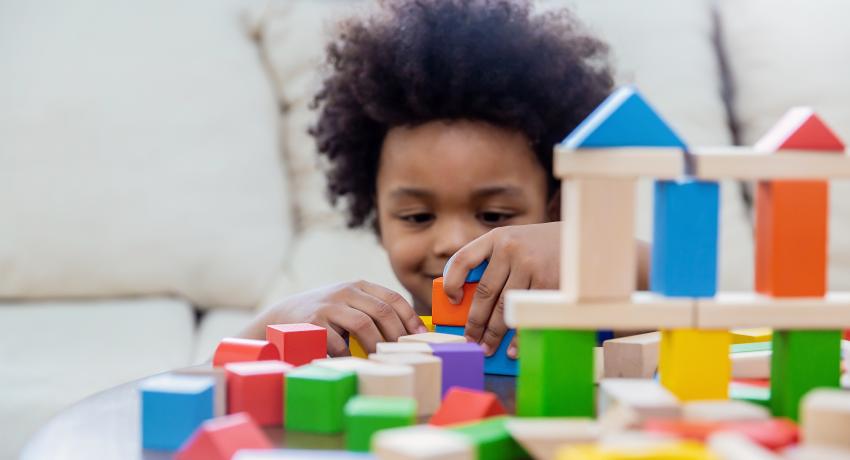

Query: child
left=241, top=0, right=647, bottom=358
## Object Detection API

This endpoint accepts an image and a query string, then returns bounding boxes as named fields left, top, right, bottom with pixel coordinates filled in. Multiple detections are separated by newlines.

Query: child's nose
left=431, top=217, right=477, bottom=258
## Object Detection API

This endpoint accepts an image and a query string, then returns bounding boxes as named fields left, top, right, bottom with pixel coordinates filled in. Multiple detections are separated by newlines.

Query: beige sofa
left=2, top=0, right=849, bottom=458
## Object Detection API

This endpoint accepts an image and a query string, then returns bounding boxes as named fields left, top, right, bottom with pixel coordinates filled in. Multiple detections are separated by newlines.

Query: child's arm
left=239, top=281, right=427, bottom=356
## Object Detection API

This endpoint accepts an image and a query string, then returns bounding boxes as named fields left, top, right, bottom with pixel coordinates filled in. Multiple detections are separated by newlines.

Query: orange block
left=212, top=338, right=280, bottom=367
left=432, top=277, right=476, bottom=327
left=176, top=413, right=272, bottom=460
left=429, top=387, right=506, bottom=426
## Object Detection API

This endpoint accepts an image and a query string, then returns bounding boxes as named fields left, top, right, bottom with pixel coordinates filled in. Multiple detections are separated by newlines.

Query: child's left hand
left=442, top=222, right=561, bottom=358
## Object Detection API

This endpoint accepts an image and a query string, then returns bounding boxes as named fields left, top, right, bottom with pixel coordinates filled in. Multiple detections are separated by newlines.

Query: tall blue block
left=140, top=373, right=214, bottom=451
left=651, top=179, right=720, bottom=297
left=435, top=325, right=518, bottom=376
left=465, top=260, right=489, bottom=283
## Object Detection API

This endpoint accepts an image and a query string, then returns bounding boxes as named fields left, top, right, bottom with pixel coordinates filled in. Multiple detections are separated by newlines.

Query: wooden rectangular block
left=373, top=425, right=474, bottom=460
left=369, top=353, right=442, bottom=416
left=561, top=177, right=637, bottom=301
left=802, top=389, right=850, bottom=450
left=504, top=418, right=599, bottom=460
left=432, top=278, right=477, bottom=326
left=598, top=379, right=680, bottom=427
left=660, top=329, right=731, bottom=401
left=696, top=293, right=850, bottom=329
left=398, top=332, right=466, bottom=345
left=376, top=342, right=433, bottom=355
left=731, top=350, right=771, bottom=379
left=313, top=357, right=415, bottom=399
left=224, top=360, right=293, bottom=426
left=266, top=324, right=327, bottom=366
left=430, top=343, right=485, bottom=397
left=554, top=146, right=683, bottom=178
left=602, top=331, right=660, bottom=379
left=692, top=148, right=850, bottom=180
left=683, top=400, right=771, bottom=423
left=771, top=330, right=841, bottom=421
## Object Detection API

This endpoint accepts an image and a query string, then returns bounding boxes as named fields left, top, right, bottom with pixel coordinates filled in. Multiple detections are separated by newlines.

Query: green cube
left=770, top=329, right=841, bottom=420
left=517, top=329, right=595, bottom=417
left=344, top=396, right=416, bottom=452
left=450, top=416, right=528, bottom=460
left=285, top=364, right=357, bottom=433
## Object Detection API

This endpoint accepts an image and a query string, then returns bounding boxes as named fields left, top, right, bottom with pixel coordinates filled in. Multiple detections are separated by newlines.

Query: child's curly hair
left=310, top=0, right=613, bottom=228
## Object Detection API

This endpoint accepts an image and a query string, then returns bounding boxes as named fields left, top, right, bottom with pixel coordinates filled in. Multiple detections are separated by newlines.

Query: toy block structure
left=800, top=388, right=850, bottom=449
left=140, top=373, right=215, bottom=451
left=266, top=323, right=327, bottom=366
left=597, top=379, right=680, bottom=427
left=372, top=425, right=474, bottom=460
left=602, top=331, right=659, bottom=378
left=397, top=332, right=465, bottom=345
left=212, top=338, right=280, bottom=367
left=504, top=418, right=600, bottom=460
left=284, top=364, right=357, bottom=434
left=369, top=353, right=442, bottom=416
left=175, top=413, right=272, bottom=460
left=429, top=342, right=485, bottom=396
left=435, top=325, right=517, bottom=376
left=429, top=387, right=506, bottom=427
left=313, top=357, right=415, bottom=399
left=174, top=366, right=227, bottom=417
left=344, top=396, right=417, bottom=452
left=449, top=416, right=528, bottom=460
left=224, top=360, right=293, bottom=426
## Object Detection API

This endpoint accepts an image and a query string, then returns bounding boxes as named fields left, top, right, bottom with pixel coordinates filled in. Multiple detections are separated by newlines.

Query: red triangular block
left=176, top=412, right=272, bottom=460
left=755, top=108, right=845, bottom=152
left=429, top=387, right=506, bottom=426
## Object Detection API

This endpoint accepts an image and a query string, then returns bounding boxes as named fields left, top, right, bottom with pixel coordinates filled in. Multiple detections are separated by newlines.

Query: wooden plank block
left=503, top=418, right=599, bottom=460
left=602, top=331, right=660, bottom=379
left=140, top=373, right=215, bottom=451
left=375, top=342, right=433, bottom=355
left=224, top=360, right=293, bottom=426
left=373, top=425, right=474, bottom=460
left=398, top=332, right=466, bottom=344
left=693, top=148, right=850, bottom=180
left=801, top=388, right=850, bottom=449
left=771, top=330, right=842, bottom=421
left=432, top=278, right=476, bottom=326
left=707, top=432, right=782, bottom=460
left=683, top=400, right=771, bottom=423
left=505, top=290, right=695, bottom=329
left=517, top=329, right=595, bottom=417
left=176, top=413, right=272, bottom=460
left=313, top=357, right=415, bottom=399
left=428, top=387, right=506, bottom=427
left=695, top=292, right=850, bottom=329
left=660, top=329, right=730, bottom=401
left=212, top=338, right=280, bottom=367
left=344, top=396, right=416, bottom=452
left=598, top=379, right=680, bottom=427
left=369, top=353, right=442, bottom=416
left=266, top=324, right=327, bottom=366
left=731, top=350, right=771, bottom=379
left=554, top=147, right=683, bottom=178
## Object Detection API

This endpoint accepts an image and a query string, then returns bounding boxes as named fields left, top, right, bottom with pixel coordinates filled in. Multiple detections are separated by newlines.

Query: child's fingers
left=330, top=307, right=385, bottom=353
left=507, top=333, right=518, bottom=359
left=463, top=249, right=511, bottom=345
left=479, top=269, right=530, bottom=356
left=346, top=287, right=408, bottom=342
left=442, top=231, right=495, bottom=304
left=357, top=281, right=426, bottom=335
left=326, top=327, right=351, bottom=357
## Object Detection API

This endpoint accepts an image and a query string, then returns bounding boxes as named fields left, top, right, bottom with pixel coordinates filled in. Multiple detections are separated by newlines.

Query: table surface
left=21, top=366, right=517, bottom=460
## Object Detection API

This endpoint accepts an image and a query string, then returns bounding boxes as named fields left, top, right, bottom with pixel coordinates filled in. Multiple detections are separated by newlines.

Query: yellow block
left=731, top=328, right=772, bottom=344
left=660, top=329, right=731, bottom=401
left=557, top=441, right=716, bottom=460
left=350, top=336, right=368, bottom=358
left=420, top=315, right=435, bottom=332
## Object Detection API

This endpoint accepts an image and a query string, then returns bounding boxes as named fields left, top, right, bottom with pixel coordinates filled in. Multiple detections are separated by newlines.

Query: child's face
left=376, top=119, right=550, bottom=311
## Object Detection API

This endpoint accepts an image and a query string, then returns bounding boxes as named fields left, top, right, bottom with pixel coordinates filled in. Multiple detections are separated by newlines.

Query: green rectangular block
left=344, top=396, right=416, bottom=452
left=450, top=416, right=528, bottom=460
left=770, top=329, right=841, bottom=421
left=517, top=329, right=595, bottom=417
left=285, top=364, right=357, bottom=433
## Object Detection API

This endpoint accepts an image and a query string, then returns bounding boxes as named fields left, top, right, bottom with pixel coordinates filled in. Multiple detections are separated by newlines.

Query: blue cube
left=140, top=373, right=214, bottom=451
left=435, top=325, right=517, bottom=376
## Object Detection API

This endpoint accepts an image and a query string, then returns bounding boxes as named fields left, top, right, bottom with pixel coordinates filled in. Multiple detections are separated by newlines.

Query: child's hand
left=442, top=222, right=561, bottom=358
left=242, top=281, right=427, bottom=357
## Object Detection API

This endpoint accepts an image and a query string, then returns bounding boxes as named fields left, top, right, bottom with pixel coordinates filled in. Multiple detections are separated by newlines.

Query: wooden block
left=692, top=148, right=850, bottom=180
left=224, top=360, right=292, bottom=426
left=212, top=338, right=280, bottom=367
left=349, top=336, right=368, bottom=358
left=771, top=330, right=842, bottom=421
left=557, top=439, right=713, bottom=460
left=344, top=396, right=416, bottom=452
left=398, top=332, right=466, bottom=344
left=518, top=329, right=595, bottom=417
left=435, top=325, right=518, bottom=376
left=602, top=332, right=660, bottom=379
left=731, top=350, right=771, bottom=379
left=598, top=379, right=680, bottom=427
left=174, top=366, right=227, bottom=417
left=313, top=357, right=415, bottom=399
left=554, top=147, right=683, bottom=179
left=466, top=260, right=489, bottom=283
left=140, top=374, right=215, bottom=451
left=266, top=323, right=327, bottom=366
left=428, top=387, right=506, bottom=427
left=369, top=353, right=442, bottom=416
left=732, top=342, right=771, bottom=354
left=683, top=400, right=771, bottom=422
left=376, top=342, right=433, bottom=355
left=506, top=291, right=695, bottom=330
left=176, top=413, right=272, bottom=460
left=284, top=364, right=357, bottom=434
left=504, top=418, right=600, bottom=460
left=643, top=418, right=799, bottom=451
left=420, top=315, right=435, bottom=332
left=660, top=329, right=730, bottom=401
left=373, top=425, right=474, bottom=460
left=432, top=278, right=477, bottom=326
left=696, top=292, right=850, bottom=329
left=801, top=388, right=850, bottom=449
left=650, top=179, right=719, bottom=297
left=449, top=417, right=527, bottom=460
left=732, top=328, right=772, bottom=344
left=430, top=343, right=485, bottom=396
left=783, top=445, right=850, bottom=460
left=707, top=432, right=781, bottom=460
left=593, top=347, right=604, bottom=384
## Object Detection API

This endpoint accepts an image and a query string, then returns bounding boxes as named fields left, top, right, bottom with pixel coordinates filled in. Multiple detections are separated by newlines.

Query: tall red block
left=429, top=387, right=506, bottom=427
left=266, top=323, right=327, bottom=366
left=225, top=360, right=293, bottom=426
left=212, top=338, right=280, bottom=367
left=176, top=412, right=272, bottom=460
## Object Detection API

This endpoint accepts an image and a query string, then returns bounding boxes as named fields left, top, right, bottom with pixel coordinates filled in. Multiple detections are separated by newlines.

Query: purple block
left=429, top=342, right=484, bottom=396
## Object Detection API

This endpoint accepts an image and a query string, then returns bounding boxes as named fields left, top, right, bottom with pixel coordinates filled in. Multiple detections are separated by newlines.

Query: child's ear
left=546, top=188, right=561, bottom=221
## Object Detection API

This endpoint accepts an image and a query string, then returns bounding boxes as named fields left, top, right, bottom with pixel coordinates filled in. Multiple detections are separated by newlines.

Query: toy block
left=650, top=179, right=719, bottom=297
left=435, top=325, right=518, bottom=376
left=224, top=360, right=293, bottom=426
left=593, top=347, right=604, bottom=384
left=771, top=330, right=841, bottom=421
left=506, top=290, right=695, bottom=330
left=429, top=387, right=506, bottom=427
left=561, top=177, right=637, bottom=302
left=314, top=357, right=415, bottom=399
left=284, top=364, right=357, bottom=434
left=430, top=343, right=485, bottom=396
left=175, top=412, right=272, bottom=460
left=555, top=146, right=683, bottom=179
left=432, top=277, right=477, bottom=326
left=596, top=330, right=614, bottom=346
left=518, top=329, right=595, bottom=417
left=643, top=418, right=799, bottom=451
left=466, top=260, right=488, bottom=283
left=732, top=328, right=772, bottom=344
left=234, top=450, right=375, bottom=459
left=398, top=332, right=466, bottom=344
left=212, top=338, right=280, bottom=367
left=350, top=336, right=368, bottom=358
left=369, top=353, right=442, bottom=416
left=140, top=373, right=215, bottom=451
left=732, top=342, right=771, bottom=353
left=174, top=366, right=227, bottom=417
left=598, top=379, right=680, bottom=427
left=372, top=425, right=474, bottom=460
left=729, top=381, right=771, bottom=410
left=266, top=323, right=327, bottom=366
left=692, top=147, right=850, bottom=180
left=344, top=396, right=417, bottom=452
left=450, top=416, right=528, bottom=460
left=557, top=439, right=713, bottom=460
left=602, top=331, right=660, bottom=378
left=376, top=342, right=433, bottom=355
left=801, top=388, right=850, bottom=449
left=420, top=315, right=435, bottom=332
left=504, top=418, right=599, bottom=460
left=782, top=445, right=850, bottom=460
left=707, top=432, right=782, bottom=460
left=659, top=329, right=730, bottom=401
left=683, top=400, right=771, bottom=423
left=731, top=350, right=771, bottom=379
left=695, top=292, right=850, bottom=329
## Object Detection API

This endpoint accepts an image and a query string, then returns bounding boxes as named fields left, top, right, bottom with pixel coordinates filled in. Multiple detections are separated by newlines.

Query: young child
left=241, top=0, right=647, bottom=358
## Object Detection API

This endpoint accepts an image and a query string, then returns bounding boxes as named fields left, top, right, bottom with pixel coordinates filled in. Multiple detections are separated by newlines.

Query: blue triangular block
left=562, top=86, right=686, bottom=148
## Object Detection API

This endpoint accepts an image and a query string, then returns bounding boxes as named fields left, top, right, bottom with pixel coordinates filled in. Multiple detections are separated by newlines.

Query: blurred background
left=1, top=0, right=849, bottom=458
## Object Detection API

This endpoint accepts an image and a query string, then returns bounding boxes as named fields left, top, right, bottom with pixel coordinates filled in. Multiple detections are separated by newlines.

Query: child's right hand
left=240, top=280, right=427, bottom=357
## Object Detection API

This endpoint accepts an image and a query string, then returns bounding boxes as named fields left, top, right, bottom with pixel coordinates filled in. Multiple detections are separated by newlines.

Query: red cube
left=225, top=360, right=293, bottom=426
left=266, top=323, right=327, bottom=366
left=212, top=338, right=280, bottom=367
left=176, top=412, right=272, bottom=460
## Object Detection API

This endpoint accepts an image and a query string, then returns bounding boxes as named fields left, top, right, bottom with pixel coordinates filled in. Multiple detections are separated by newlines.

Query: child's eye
left=399, top=213, right=434, bottom=225
left=478, top=211, right=514, bottom=225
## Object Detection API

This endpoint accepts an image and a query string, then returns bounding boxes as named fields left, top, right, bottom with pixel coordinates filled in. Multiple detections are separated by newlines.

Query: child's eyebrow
left=471, top=186, right=524, bottom=199
left=389, top=187, right=433, bottom=199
